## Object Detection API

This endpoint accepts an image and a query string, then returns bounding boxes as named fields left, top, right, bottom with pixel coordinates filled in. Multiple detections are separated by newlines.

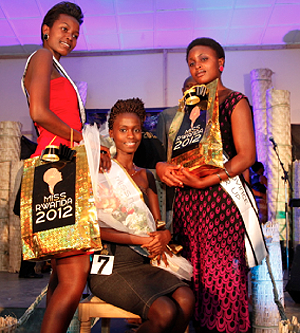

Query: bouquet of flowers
left=94, top=159, right=156, bottom=237
left=96, top=180, right=153, bottom=236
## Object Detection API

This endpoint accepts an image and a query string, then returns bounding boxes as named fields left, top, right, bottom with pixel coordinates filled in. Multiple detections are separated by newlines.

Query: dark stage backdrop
left=86, top=108, right=163, bottom=135
left=292, top=125, right=300, bottom=161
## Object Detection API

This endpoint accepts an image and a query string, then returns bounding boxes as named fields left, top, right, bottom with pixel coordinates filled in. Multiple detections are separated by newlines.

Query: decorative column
left=250, top=68, right=274, bottom=167
left=0, top=121, right=23, bottom=272
left=266, top=89, right=292, bottom=241
left=0, top=159, right=10, bottom=271
left=251, top=223, right=283, bottom=333
left=251, top=88, right=291, bottom=332
left=250, top=73, right=286, bottom=333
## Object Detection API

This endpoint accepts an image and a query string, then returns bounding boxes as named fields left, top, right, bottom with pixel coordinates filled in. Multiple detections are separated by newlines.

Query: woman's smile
left=60, top=40, right=71, bottom=49
left=125, top=141, right=136, bottom=146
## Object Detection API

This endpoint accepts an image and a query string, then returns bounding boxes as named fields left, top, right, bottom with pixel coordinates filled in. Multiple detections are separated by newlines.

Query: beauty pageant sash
left=21, top=51, right=86, bottom=124
left=220, top=156, right=268, bottom=267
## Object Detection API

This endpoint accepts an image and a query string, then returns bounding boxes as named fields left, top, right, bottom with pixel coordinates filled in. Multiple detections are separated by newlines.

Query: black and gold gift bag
left=20, top=145, right=102, bottom=260
left=168, top=78, right=224, bottom=177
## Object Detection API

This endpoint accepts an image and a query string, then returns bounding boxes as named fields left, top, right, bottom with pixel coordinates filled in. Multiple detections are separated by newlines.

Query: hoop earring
left=43, top=34, right=49, bottom=40
left=219, top=65, right=224, bottom=72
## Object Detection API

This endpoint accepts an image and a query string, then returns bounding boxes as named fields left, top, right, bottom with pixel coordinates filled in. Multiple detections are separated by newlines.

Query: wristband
left=224, top=167, right=231, bottom=178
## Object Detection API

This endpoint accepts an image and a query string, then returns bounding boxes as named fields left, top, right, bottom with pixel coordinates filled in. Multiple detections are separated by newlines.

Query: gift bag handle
left=48, top=128, right=74, bottom=149
left=70, top=128, right=73, bottom=149
left=48, top=136, right=57, bottom=146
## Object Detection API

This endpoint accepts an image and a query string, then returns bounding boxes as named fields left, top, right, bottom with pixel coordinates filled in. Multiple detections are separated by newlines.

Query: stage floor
left=1, top=271, right=300, bottom=332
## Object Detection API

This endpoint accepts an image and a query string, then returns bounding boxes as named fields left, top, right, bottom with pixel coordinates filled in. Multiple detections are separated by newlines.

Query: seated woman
left=88, top=98, right=195, bottom=333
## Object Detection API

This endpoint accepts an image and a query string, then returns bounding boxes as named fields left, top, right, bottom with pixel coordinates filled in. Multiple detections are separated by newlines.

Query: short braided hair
left=108, top=98, right=146, bottom=130
left=41, top=2, right=84, bottom=41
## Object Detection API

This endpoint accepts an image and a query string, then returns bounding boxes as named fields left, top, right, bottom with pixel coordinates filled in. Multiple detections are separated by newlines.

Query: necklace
left=124, top=163, right=138, bottom=177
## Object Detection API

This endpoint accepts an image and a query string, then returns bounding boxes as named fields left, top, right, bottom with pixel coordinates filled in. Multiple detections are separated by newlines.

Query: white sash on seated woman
left=83, top=124, right=193, bottom=280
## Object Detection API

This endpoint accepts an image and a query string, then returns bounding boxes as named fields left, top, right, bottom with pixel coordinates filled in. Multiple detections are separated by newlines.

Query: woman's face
left=187, top=45, right=224, bottom=85
left=109, top=113, right=142, bottom=155
left=43, top=14, right=80, bottom=59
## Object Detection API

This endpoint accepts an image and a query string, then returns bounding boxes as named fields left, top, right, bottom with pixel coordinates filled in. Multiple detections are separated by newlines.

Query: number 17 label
left=90, top=255, right=114, bottom=275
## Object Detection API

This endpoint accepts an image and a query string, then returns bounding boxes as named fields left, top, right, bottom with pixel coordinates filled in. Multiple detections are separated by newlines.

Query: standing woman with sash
left=156, top=37, right=267, bottom=333
left=21, top=3, right=109, bottom=332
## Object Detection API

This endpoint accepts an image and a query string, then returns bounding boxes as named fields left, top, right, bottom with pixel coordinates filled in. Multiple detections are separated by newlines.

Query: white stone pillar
left=251, top=222, right=284, bottom=333
left=0, top=121, right=23, bottom=272
left=250, top=68, right=274, bottom=167
left=266, top=89, right=292, bottom=241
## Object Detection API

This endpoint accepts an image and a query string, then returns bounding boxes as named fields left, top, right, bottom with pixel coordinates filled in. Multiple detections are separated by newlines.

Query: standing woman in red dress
left=21, top=3, right=108, bottom=332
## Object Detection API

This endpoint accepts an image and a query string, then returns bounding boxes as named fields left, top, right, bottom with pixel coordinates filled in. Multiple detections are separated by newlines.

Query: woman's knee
left=172, top=286, right=195, bottom=314
left=148, top=296, right=178, bottom=328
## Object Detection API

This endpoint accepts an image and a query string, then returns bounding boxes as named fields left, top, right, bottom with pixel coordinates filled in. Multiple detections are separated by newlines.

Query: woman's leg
left=40, top=254, right=90, bottom=333
left=46, top=259, right=58, bottom=306
left=170, top=286, right=195, bottom=333
left=136, top=287, right=194, bottom=333
left=136, top=296, right=177, bottom=333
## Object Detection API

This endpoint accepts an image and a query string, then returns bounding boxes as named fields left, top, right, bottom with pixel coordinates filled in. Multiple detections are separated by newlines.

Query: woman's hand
left=176, top=168, right=229, bottom=189
left=176, top=168, right=202, bottom=188
left=149, top=252, right=169, bottom=267
left=176, top=168, right=214, bottom=189
left=260, top=175, right=268, bottom=187
left=156, top=162, right=183, bottom=187
left=147, top=230, right=171, bottom=250
left=144, top=230, right=173, bottom=267
left=142, top=229, right=171, bottom=255
left=99, top=146, right=111, bottom=172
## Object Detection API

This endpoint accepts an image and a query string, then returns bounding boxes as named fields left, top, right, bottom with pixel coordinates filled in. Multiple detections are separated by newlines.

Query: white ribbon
left=220, top=158, right=268, bottom=267
left=96, top=159, right=156, bottom=236
left=21, top=51, right=86, bottom=124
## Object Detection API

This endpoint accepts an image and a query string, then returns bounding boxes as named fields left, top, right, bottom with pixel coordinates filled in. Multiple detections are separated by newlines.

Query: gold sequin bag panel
left=21, top=145, right=102, bottom=260
left=169, top=79, right=224, bottom=177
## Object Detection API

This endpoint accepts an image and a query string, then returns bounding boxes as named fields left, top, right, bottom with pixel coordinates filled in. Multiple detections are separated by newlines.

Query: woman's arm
left=100, top=227, right=153, bottom=246
left=24, top=49, right=82, bottom=142
left=143, top=170, right=171, bottom=262
left=102, top=227, right=169, bottom=261
left=176, top=97, right=256, bottom=189
left=252, top=188, right=267, bottom=200
left=223, top=98, right=256, bottom=176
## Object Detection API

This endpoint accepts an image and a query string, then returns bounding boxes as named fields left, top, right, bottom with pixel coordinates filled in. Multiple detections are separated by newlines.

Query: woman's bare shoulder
left=26, top=49, right=52, bottom=71
left=30, top=48, right=53, bottom=62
